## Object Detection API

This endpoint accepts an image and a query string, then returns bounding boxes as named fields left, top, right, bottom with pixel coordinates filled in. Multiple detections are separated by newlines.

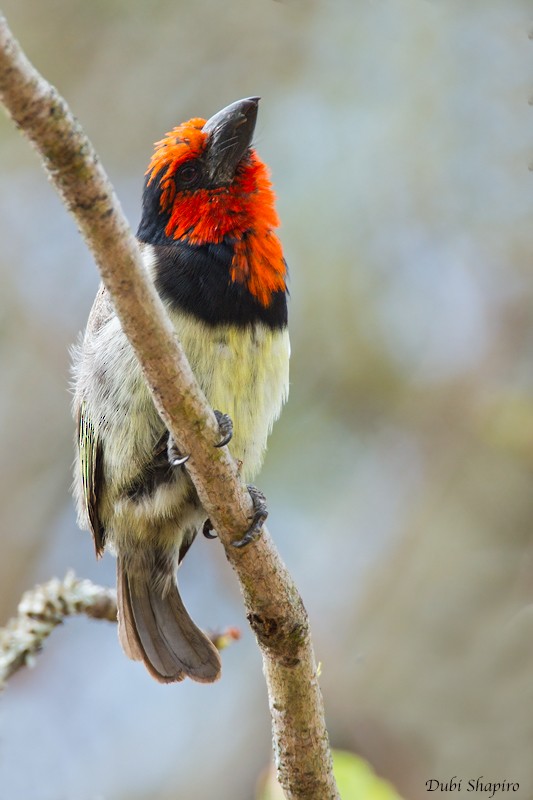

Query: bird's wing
left=77, top=401, right=105, bottom=557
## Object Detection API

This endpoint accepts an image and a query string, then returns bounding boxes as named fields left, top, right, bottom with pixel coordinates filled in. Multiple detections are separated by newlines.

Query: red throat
left=146, top=120, right=287, bottom=308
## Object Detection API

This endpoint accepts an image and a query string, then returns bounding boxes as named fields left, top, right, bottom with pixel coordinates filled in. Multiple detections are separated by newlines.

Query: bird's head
left=138, top=98, right=286, bottom=308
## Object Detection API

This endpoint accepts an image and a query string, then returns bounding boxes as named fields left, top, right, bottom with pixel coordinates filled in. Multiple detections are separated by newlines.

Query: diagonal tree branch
left=0, top=14, right=339, bottom=800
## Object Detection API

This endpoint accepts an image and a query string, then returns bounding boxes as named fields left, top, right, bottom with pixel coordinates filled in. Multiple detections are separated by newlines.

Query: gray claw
left=203, top=519, right=218, bottom=540
left=167, top=434, right=190, bottom=468
left=232, top=485, right=268, bottom=548
left=171, top=454, right=190, bottom=467
left=214, top=410, right=233, bottom=448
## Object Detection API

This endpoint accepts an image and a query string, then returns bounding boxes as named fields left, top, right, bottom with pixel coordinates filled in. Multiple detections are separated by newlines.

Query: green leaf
left=257, top=749, right=405, bottom=800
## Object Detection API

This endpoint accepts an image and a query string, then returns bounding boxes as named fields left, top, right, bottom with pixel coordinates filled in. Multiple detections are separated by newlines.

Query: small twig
left=0, top=571, right=116, bottom=688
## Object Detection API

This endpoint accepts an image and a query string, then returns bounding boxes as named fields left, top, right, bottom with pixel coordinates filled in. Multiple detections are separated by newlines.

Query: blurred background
left=1, top=1, right=532, bottom=798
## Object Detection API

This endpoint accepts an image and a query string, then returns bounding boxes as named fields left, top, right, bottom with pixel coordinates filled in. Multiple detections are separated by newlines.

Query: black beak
left=202, top=97, right=259, bottom=185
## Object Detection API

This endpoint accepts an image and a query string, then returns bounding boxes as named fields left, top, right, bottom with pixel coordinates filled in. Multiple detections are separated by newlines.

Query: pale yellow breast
left=170, top=312, right=290, bottom=481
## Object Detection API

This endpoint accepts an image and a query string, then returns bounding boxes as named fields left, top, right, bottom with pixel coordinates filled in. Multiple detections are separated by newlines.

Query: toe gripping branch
left=212, top=409, right=269, bottom=546
left=203, top=486, right=268, bottom=549
left=172, top=409, right=266, bottom=548
left=214, top=410, right=233, bottom=448
left=233, top=485, right=268, bottom=548
left=167, top=409, right=232, bottom=468
left=167, top=434, right=190, bottom=467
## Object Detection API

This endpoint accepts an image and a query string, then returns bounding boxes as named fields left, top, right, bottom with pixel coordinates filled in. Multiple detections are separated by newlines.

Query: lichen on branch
left=0, top=572, right=116, bottom=689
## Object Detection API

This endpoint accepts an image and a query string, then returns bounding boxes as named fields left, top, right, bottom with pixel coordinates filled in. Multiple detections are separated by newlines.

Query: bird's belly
left=77, top=310, right=289, bottom=551
left=172, top=312, right=290, bottom=482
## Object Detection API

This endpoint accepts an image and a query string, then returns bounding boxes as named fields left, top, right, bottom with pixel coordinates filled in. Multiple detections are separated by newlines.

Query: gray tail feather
left=116, top=558, right=221, bottom=684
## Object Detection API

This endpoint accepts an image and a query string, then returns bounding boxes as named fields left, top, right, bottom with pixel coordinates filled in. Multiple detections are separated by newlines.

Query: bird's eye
left=177, top=163, right=200, bottom=187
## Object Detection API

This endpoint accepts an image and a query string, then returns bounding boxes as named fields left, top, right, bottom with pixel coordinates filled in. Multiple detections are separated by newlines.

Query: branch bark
left=0, top=572, right=116, bottom=689
left=0, top=14, right=339, bottom=799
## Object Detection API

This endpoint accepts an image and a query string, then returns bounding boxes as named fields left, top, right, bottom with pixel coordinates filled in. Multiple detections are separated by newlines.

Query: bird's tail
left=116, top=556, right=221, bottom=684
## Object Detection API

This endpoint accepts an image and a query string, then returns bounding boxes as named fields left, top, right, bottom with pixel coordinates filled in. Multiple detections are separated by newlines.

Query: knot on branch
left=247, top=609, right=308, bottom=666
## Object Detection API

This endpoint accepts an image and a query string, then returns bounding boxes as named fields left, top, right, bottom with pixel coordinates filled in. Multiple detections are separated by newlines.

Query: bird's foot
left=214, top=410, right=233, bottom=448
left=203, top=487, right=268, bottom=548
left=203, top=518, right=217, bottom=540
left=232, top=485, right=268, bottom=549
left=167, top=434, right=190, bottom=467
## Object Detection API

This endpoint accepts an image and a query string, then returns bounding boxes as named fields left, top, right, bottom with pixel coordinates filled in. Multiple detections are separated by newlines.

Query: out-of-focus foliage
left=0, top=1, right=532, bottom=799
left=258, top=750, right=405, bottom=800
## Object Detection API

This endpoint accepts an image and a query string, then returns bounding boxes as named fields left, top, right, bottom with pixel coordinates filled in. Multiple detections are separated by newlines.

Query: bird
left=72, top=97, right=289, bottom=684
